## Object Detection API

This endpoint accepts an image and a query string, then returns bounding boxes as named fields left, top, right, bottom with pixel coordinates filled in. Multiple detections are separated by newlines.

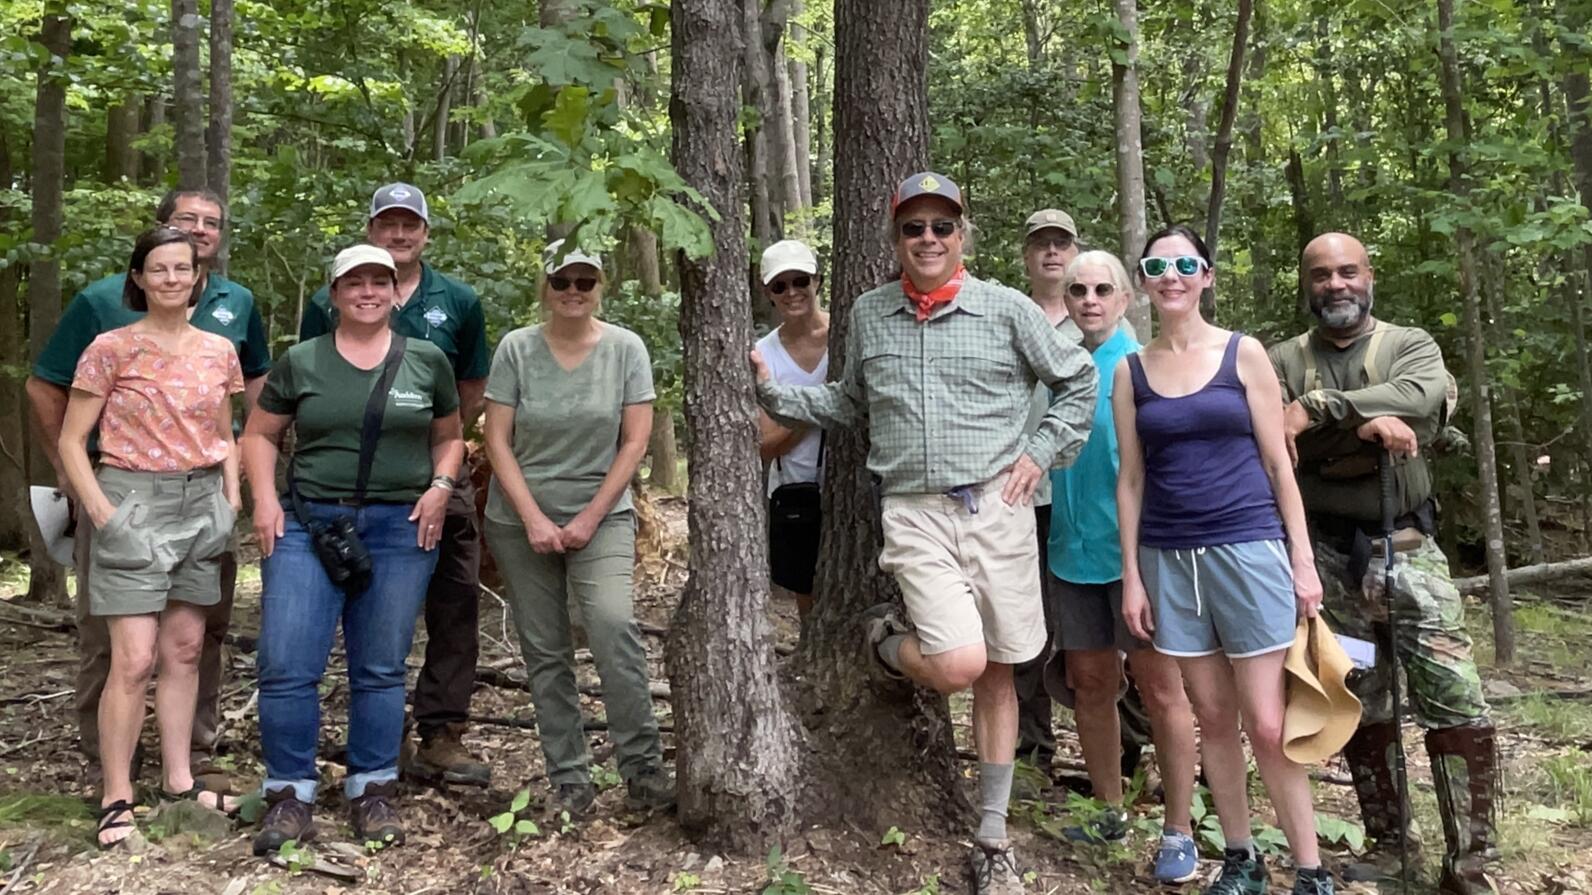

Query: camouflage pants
left=1315, top=534, right=1490, bottom=729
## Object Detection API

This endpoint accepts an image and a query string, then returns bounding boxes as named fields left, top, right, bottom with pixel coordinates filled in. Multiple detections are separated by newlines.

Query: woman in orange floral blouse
left=59, top=227, right=244, bottom=848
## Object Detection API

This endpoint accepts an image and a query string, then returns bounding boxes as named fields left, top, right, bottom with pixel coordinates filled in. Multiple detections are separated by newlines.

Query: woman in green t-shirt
left=481, top=241, right=672, bottom=818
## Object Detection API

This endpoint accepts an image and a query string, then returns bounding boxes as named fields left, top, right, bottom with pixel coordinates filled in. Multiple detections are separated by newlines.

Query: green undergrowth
left=0, top=793, right=96, bottom=850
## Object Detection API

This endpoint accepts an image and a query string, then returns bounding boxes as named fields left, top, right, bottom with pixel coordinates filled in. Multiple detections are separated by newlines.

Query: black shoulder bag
left=288, top=334, right=408, bottom=595
left=768, top=431, right=825, bottom=528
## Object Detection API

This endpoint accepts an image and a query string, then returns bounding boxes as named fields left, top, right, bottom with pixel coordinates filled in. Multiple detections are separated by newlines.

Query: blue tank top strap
left=1215, top=331, right=1243, bottom=386
left=1127, top=352, right=1150, bottom=400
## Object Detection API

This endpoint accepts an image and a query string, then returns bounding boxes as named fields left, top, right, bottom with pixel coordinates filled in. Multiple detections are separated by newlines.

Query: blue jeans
left=258, top=501, right=437, bottom=800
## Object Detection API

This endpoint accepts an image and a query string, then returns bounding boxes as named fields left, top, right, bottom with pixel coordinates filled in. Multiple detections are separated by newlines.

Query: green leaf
left=514, top=818, right=541, bottom=837
left=488, top=812, right=514, bottom=834
left=1439, top=312, right=1459, bottom=327
left=509, top=788, right=531, bottom=814
left=545, top=86, right=592, bottom=151
left=649, top=5, right=669, bottom=39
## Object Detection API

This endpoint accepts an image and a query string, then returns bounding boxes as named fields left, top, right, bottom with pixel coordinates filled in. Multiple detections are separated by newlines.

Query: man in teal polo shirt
left=299, top=183, right=492, bottom=787
left=25, top=188, right=270, bottom=791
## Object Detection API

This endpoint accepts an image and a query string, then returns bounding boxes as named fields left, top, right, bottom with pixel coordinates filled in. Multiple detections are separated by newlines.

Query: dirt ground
left=2, top=494, right=1591, bottom=894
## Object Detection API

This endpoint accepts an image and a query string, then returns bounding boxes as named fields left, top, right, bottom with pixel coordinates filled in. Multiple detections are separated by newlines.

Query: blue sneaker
left=1153, top=831, right=1199, bottom=884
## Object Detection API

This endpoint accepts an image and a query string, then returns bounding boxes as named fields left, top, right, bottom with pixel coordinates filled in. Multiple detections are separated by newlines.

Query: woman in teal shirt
left=1047, top=252, right=1200, bottom=883
left=481, top=241, right=673, bottom=819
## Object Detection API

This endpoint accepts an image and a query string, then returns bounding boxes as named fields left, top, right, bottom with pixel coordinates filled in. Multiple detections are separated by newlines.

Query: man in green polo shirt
left=299, top=183, right=492, bottom=787
left=25, top=188, right=271, bottom=792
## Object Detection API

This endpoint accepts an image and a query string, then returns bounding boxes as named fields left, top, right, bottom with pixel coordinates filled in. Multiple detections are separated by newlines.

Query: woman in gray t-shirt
left=481, top=241, right=673, bottom=818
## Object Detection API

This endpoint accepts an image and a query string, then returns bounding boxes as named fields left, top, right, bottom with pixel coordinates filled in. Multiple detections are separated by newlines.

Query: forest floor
left=1, top=494, right=1591, bottom=894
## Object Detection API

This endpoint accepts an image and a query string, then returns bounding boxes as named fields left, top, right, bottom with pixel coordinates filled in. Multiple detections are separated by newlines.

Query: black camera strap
left=288, top=333, right=409, bottom=524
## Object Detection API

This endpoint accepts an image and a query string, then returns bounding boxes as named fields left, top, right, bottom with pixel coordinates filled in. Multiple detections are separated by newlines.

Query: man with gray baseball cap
left=300, top=182, right=492, bottom=787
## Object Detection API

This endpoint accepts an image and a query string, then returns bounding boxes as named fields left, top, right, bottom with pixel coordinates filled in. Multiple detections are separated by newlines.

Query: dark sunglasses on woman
left=770, top=275, right=811, bottom=295
left=549, top=275, right=597, bottom=293
left=1067, top=282, right=1116, bottom=298
left=898, top=219, right=959, bottom=239
left=1139, top=255, right=1209, bottom=278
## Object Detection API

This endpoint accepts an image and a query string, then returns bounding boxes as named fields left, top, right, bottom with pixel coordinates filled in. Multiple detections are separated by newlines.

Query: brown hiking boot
left=1340, top=720, right=1426, bottom=884
left=1428, top=723, right=1502, bottom=895
left=349, top=781, right=405, bottom=849
left=625, top=766, right=676, bottom=812
left=252, top=787, right=315, bottom=856
left=407, top=722, right=491, bottom=787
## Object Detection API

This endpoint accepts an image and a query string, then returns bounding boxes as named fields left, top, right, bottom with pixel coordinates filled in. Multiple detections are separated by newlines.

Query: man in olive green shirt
left=298, top=183, right=493, bottom=786
left=754, top=173, right=1095, bottom=895
left=25, top=189, right=268, bottom=791
left=1270, top=232, right=1497, bottom=893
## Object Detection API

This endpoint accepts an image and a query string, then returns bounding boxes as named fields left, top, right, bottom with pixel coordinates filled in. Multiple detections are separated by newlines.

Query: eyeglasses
left=770, top=275, right=811, bottom=295
left=1027, top=233, right=1075, bottom=251
left=169, top=212, right=223, bottom=231
left=1139, top=255, right=1210, bottom=278
left=898, top=219, right=959, bottom=239
left=549, top=275, right=597, bottom=293
left=1066, top=282, right=1115, bottom=299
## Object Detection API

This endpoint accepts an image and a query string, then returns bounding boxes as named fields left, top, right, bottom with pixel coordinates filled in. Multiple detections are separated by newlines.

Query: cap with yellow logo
left=891, top=171, right=963, bottom=217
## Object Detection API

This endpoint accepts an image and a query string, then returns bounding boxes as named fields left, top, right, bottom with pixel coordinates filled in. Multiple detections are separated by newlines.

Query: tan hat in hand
left=1282, top=615, right=1364, bottom=764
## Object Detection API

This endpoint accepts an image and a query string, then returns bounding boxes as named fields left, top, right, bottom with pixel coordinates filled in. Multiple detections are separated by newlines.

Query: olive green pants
left=484, top=511, right=662, bottom=786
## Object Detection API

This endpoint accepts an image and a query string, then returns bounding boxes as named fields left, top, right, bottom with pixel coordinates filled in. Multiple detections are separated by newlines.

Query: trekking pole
left=1379, top=448, right=1412, bottom=893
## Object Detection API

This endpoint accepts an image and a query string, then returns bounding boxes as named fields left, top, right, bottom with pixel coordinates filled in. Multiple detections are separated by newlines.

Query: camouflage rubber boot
left=409, top=722, right=491, bottom=787
left=1340, top=720, right=1425, bottom=885
left=1426, top=723, right=1502, bottom=895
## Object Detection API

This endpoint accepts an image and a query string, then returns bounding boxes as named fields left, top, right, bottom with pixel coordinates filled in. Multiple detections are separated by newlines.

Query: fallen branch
left=0, top=840, right=40, bottom=895
left=1454, top=557, right=1592, bottom=596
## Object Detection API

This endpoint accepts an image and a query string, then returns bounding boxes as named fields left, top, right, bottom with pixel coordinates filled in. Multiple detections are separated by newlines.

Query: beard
left=1314, top=285, right=1373, bottom=330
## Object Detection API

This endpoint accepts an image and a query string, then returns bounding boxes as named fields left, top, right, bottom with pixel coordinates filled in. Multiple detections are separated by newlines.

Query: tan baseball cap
left=1025, top=208, right=1078, bottom=238
left=331, top=244, right=397, bottom=281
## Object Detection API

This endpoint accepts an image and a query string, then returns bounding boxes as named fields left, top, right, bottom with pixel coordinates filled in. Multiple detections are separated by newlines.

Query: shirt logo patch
left=423, top=307, right=448, bottom=327
left=390, top=388, right=427, bottom=409
left=211, top=307, right=235, bottom=326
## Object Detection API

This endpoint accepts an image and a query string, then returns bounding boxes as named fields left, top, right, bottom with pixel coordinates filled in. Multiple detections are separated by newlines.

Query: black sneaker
left=1205, top=846, right=1267, bottom=895
left=551, top=781, right=597, bottom=819
left=1292, top=867, right=1336, bottom=894
left=252, top=787, right=315, bottom=856
left=625, top=766, right=676, bottom=811
left=349, top=781, right=405, bottom=849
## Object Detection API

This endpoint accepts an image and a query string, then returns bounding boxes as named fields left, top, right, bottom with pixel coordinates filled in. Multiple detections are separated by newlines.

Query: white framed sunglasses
left=1139, top=255, right=1210, bottom=278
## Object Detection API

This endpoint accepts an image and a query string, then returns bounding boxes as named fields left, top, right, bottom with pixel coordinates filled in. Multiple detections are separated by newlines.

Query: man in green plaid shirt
left=753, top=172, right=1096, bottom=895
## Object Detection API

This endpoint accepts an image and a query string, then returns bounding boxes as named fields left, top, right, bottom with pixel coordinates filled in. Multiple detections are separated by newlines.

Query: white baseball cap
left=760, top=239, right=818, bottom=285
left=331, top=244, right=397, bottom=282
left=544, top=239, right=603, bottom=275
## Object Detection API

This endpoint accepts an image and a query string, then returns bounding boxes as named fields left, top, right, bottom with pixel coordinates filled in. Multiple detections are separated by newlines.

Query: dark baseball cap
left=369, top=183, right=430, bottom=223
left=891, top=172, right=963, bottom=217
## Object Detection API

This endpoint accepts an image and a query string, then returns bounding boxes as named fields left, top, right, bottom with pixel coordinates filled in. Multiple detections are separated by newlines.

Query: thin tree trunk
left=1314, top=8, right=1344, bottom=208
left=1564, top=10, right=1592, bottom=552
left=143, top=95, right=168, bottom=184
left=1435, top=0, right=1513, bottom=663
left=434, top=56, right=456, bottom=162
left=171, top=0, right=206, bottom=190
left=206, top=0, right=234, bottom=274
left=0, top=132, right=23, bottom=550
left=742, top=0, right=782, bottom=248
left=797, top=0, right=964, bottom=832
left=25, top=6, right=72, bottom=605
left=666, top=0, right=802, bottom=852
left=772, top=44, right=806, bottom=235
left=1242, top=0, right=1270, bottom=312
left=1202, top=0, right=1252, bottom=274
left=1481, top=255, right=1545, bottom=565
left=1020, top=0, right=1043, bottom=70
left=1112, top=0, right=1151, bottom=336
left=1284, top=147, right=1315, bottom=325
left=647, top=413, right=680, bottom=493
left=789, top=3, right=813, bottom=209
left=104, top=99, right=141, bottom=183
left=812, top=42, right=830, bottom=208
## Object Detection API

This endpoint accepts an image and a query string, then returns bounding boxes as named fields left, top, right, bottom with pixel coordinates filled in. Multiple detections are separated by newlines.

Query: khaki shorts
left=90, top=465, right=234, bottom=616
left=878, top=477, right=1045, bottom=664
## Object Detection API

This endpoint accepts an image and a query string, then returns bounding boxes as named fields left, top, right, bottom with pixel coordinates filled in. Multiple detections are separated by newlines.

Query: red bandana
left=902, top=265, right=967, bottom=322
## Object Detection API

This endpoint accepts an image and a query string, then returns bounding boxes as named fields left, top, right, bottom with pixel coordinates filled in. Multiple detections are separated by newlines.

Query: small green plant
left=670, top=870, right=702, bottom=891
left=880, top=825, right=907, bottom=847
left=1315, top=812, right=1366, bottom=851
left=592, top=763, right=624, bottom=791
left=487, top=789, right=543, bottom=844
left=907, top=873, right=940, bottom=895
left=276, top=840, right=313, bottom=874
left=1542, top=754, right=1592, bottom=825
left=761, top=844, right=812, bottom=895
left=558, top=809, right=576, bottom=836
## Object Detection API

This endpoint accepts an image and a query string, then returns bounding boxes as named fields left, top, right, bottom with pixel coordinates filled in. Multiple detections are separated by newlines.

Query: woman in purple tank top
left=1112, top=226, right=1334, bottom=895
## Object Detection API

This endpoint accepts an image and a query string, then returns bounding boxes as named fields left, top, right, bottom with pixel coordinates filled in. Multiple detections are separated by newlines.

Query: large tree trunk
left=795, top=0, right=964, bottom=833
left=1111, top=0, right=1151, bottom=336
left=1564, top=5, right=1592, bottom=549
left=0, top=132, right=24, bottom=550
left=206, top=0, right=233, bottom=273
left=1435, top=0, right=1513, bottom=663
left=666, top=0, right=802, bottom=853
left=25, top=7, right=71, bottom=605
left=104, top=98, right=141, bottom=184
left=171, top=0, right=206, bottom=190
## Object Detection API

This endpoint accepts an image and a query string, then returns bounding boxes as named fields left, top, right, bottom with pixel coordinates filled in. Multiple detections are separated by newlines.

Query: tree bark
left=666, top=0, right=802, bottom=852
left=1453, top=557, right=1592, bottom=597
left=1313, top=6, right=1344, bottom=209
left=1020, top=0, right=1043, bottom=70
left=1111, top=0, right=1151, bottom=336
left=104, top=99, right=141, bottom=184
left=795, top=0, right=964, bottom=832
left=1564, top=7, right=1592, bottom=550
left=171, top=0, right=207, bottom=190
left=741, top=0, right=783, bottom=248
left=25, top=6, right=72, bottom=604
left=0, top=132, right=23, bottom=550
left=1435, top=0, right=1513, bottom=664
left=788, top=3, right=813, bottom=209
left=1480, top=255, right=1545, bottom=565
left=206, top=0, right=234, bottom=274
left=772, top=43, right=806, bottom=235
left=434, top=56, right=456, bottom=163
left=647, top=412, right=680, bottom=493
left=1202, top=0, right=1252, bottom=277
left=1242, top=0, right=1270, bottom=313
left=143, top=94, right=168, bottom=184
left=1284, top=147, right=1316, bottom=324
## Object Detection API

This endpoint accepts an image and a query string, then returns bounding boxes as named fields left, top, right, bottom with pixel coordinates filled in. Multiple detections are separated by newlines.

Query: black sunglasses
left=549, top=275, right=597, bottom=293
left=770, top=275, right=812, bottom=295
left=898, top=219, right=959, bottom=239
left=1067, top=282, right=1116, bottom=299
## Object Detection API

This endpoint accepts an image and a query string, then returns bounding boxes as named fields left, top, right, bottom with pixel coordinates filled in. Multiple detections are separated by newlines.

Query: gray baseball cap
left=891, top=171, right=963, bottom=217
left=369, top=182, right=430, bottom=223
